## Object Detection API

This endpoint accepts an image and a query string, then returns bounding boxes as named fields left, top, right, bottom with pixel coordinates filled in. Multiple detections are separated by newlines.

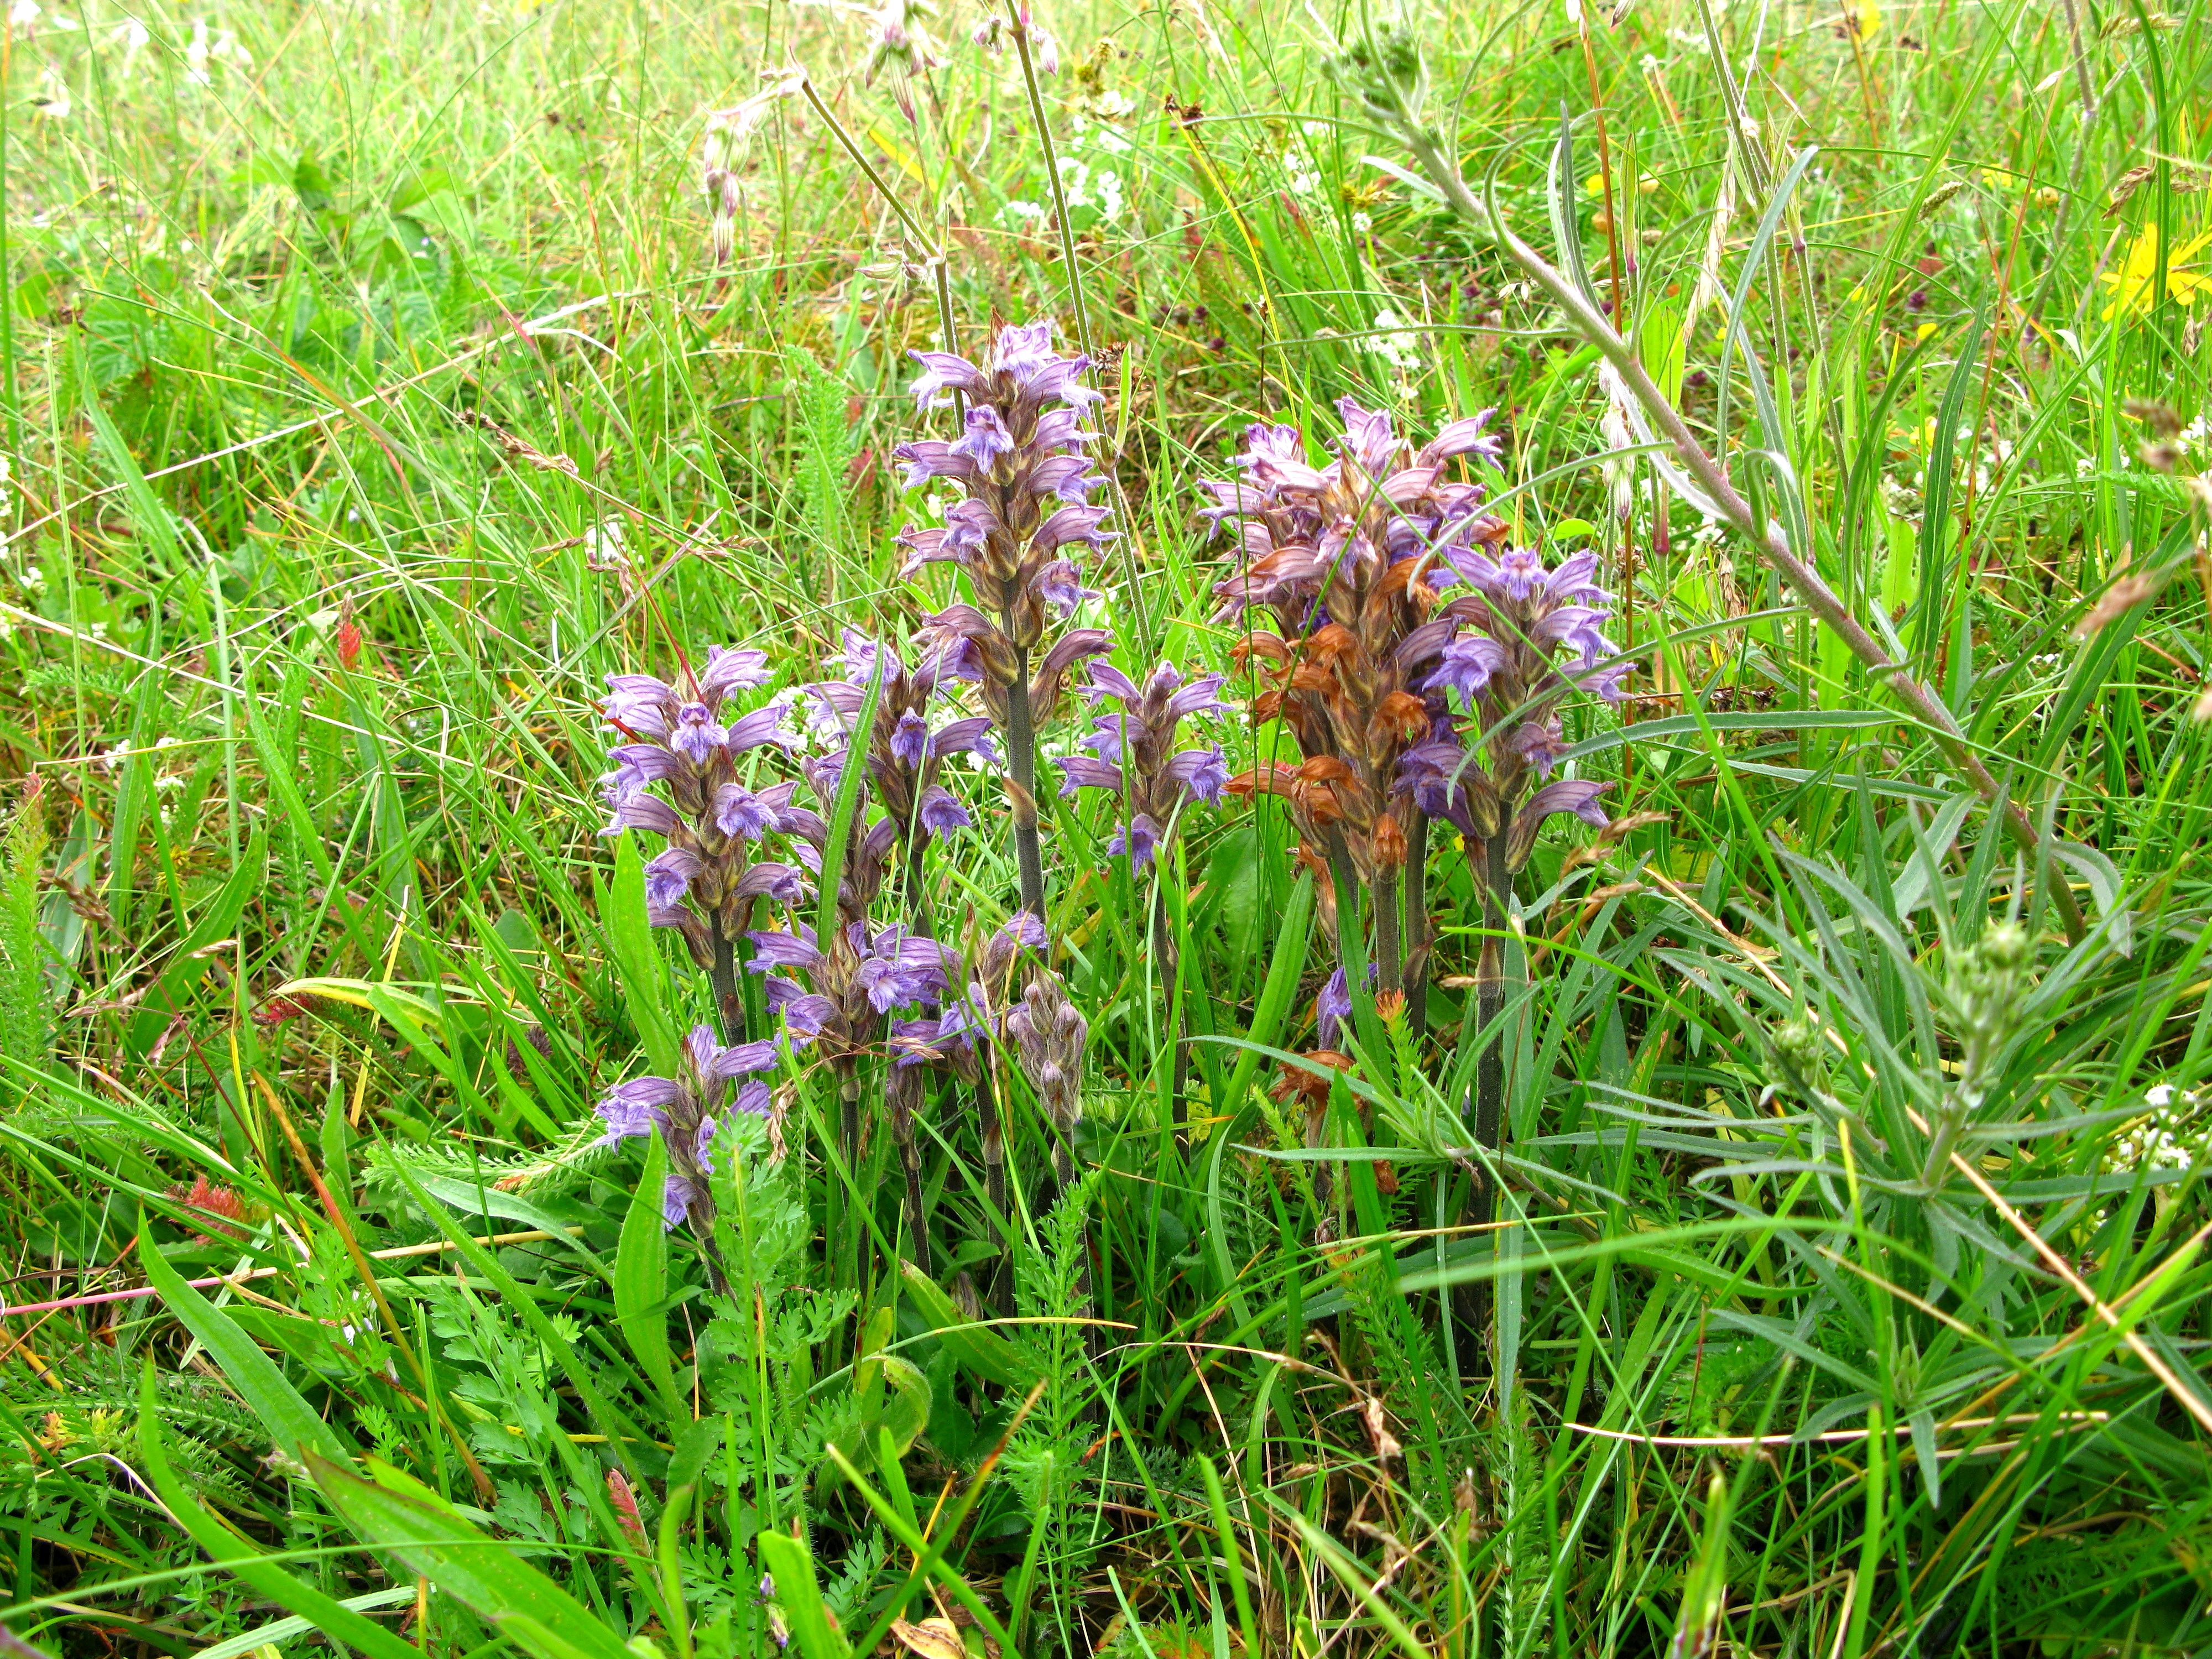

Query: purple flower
left=662, top=1171, right=709, bottom=1230
left=1107, top=813, right=1164, bottom=868
left=726, top=703, right=795, bottom=755
left=1423, top=410, right=1505, bottom=469
left=1430, top=632, right=1508, bottom=701
left=602, top=793, right=682, bottom=838
left=909, top=350, right=988, bottom=408
left=604, top=674, right=680, bottom=739
left=1082, top=712, right=1142, bottom=764
left=1165, top=744, right=1229, bottom=806
left=670, top=703, right=728, bottom=764
left=593, top=1076, right=681, bottom=1146
left=890, top=710, right=933, bottom=768
left=643, top=847, right=702, bottom=908
left=747, top=926, right=825, bottom=974
left=1511, top=719, right=1566, bottom=778
left=1058, top=754, right=1125, bottom=797
left=714, top=784, right=781, bottom=840
left=917, top=785, right=971, bottom=837
left=952, top=405, right=1016, bottom=468
left=1034, top=560, right=1096, bottom=617
left=734, top=862, right=806, bottom=905
left=700, top=646, right=774, bottom=701
left=932, top=716, right=998, bottom=763
left=601, top=743, right=684, bottom=803
left=1317, top=967, right=1353, bottom=1050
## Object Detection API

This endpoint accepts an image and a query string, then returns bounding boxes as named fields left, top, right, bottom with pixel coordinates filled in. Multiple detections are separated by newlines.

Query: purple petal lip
left=1059, top=754, right=1125, bottom=797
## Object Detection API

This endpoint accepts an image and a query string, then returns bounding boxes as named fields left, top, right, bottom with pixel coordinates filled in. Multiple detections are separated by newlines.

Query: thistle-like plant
left=598, top=649, right=804, bottom=1041
left=895, top=320, right=1115, bottom=917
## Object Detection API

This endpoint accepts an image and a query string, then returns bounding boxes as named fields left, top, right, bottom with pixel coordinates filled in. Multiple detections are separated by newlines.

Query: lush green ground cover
left=0, top=0, right=2209, bottom=1652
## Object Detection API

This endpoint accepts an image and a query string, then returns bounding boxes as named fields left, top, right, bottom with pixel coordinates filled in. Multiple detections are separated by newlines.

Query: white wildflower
left=1282, top=148, right=1322, bottom=197
left=105, top=15, right=148, bottom=59
left=18, top=562, right=43, bottom=592
left=583, top=520, right=627, bottom=565
left=1351, top=210, right=1373, bottom=234
left=1369, top=307, right=1421, bottom=371
left=999, top=199, right=1046, bottom=225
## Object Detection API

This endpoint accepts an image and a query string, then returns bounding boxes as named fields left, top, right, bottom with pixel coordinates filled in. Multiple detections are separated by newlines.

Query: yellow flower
left=2099, top=223, right=2212, bottom=320
left=1841, top=1, right=1880, bottom=40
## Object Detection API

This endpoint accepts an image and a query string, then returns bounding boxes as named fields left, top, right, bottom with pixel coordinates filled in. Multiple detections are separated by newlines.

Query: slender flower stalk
left=1401, top=536, right=1624, bottom=1358
left=1057, top=659, right=1229, bottom=1121
left=895, top=320, right=1115, bottom=919
left=598, top=649, right=802, bottom=1042
left=891, top=912, right=1047, bottom=1287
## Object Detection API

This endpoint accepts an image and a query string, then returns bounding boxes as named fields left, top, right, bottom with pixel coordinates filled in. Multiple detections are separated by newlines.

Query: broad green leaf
left=756, top=1530, right=854, bottom=1659
left=601, top=833, right=682, bottom=1077
left=617, top=1126, right=681, bottom=1410
left=307, top=1453, right=634, bottom=1659
left=898, top=1261, right=1044, bottom=1390
left=138, top=1212, right=351, bottom=1469
left=137, top=1364, right=421, bottom=1659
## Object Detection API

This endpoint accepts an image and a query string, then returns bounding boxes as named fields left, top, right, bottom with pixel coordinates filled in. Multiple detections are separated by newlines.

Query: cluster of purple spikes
left=583, top=318, right=1635, bottom=1285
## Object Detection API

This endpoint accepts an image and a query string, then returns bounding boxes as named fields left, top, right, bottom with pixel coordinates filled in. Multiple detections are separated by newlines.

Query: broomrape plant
left=896, top=319, right=1115, bottom=916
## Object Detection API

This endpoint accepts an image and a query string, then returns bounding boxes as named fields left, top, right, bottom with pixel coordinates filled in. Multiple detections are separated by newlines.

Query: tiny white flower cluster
left=2177, top=413, right=2212, bottom=452
left=1369, top=307, right=1421, bottom=372
left=1280, top=132, right=1326, bottom=198
left=2106, top=1083, right=2203, bottom=1175
left=1058, top=155, right=1125, bottom=222
left=1668, top=25, right=1712, bottom=53
left=182, top=19, right=253, bottom=85
left=1070, top=115, right=1133, bottom=157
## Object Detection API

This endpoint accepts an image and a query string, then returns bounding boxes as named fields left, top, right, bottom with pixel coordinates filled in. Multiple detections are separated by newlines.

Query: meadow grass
left=0, top=0, right=2209, bottom=1653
